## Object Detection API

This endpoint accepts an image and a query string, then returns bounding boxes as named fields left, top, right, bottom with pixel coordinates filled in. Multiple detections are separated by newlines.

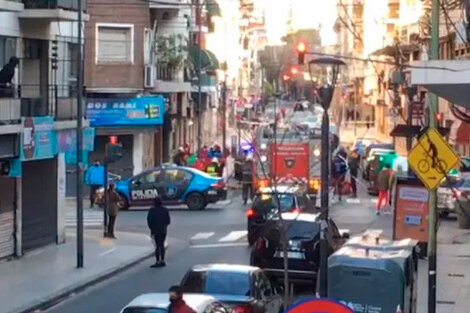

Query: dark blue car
left=114, top=165, right=227, bottom=210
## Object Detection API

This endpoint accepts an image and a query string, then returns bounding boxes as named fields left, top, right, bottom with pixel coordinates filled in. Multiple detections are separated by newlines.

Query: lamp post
left=308, top=57, right=345, bottom=297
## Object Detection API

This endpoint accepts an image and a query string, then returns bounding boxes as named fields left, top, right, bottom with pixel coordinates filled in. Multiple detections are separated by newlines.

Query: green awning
left=206, top=0, right=221, bottom=17
left=188, top=45, right=219, bottom=71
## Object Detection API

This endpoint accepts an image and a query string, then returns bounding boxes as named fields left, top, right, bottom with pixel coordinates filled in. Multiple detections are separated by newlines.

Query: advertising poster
left=20, top=116, right=57, bottom=161
left=394, top=184, right=429, bottom=242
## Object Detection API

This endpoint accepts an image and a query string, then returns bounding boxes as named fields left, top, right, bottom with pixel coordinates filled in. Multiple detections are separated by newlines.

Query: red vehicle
left=252, top=127, right=321, bottom=200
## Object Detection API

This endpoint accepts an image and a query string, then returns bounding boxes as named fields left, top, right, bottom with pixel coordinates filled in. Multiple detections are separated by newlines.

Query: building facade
left=0, top=0, right=85, bottom=258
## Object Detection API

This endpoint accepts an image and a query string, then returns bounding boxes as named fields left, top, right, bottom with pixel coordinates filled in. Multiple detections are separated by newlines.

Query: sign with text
left=20, top=116, right=57, bottom=161
left=286, top=298, right=354, bottom=313
left=86, top=96, right=165, bottom=126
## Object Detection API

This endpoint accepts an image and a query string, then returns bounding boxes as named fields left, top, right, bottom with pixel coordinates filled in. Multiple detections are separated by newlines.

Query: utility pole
left=76, top=0, right=84, bottom=269
left=196, top=0, right=203, bottom=154
left=222, top=80, right=227, bottom=154
left=428, top=0, right=439, bottom=312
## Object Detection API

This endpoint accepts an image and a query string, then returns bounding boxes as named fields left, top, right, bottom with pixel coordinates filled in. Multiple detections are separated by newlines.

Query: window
left=164, top=169, right=192, bottom=183
left=205, top=271, right=251, bottom=296
left=136, top=170, right=162, bottom=184
left=96, top=24, right=133, bottom=63
left=0, top=37, right=16, bottom=68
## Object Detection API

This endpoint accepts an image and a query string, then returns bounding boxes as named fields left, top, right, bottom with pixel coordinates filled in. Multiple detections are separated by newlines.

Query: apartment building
left=0, top=0, right=88, bottom=259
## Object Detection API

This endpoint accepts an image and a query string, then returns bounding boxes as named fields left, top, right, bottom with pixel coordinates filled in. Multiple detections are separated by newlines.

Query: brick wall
left=85, top=0, right=149, bottom=90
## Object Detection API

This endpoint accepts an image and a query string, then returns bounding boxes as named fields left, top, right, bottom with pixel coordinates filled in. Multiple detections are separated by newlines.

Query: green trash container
left=329, top=246, right=416, bottom=313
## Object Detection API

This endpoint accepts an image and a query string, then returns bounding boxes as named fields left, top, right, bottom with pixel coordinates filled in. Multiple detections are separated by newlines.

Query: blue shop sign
left=86, top=96, right=165, bottom=126
left=20, top=116, right=58, bottom=161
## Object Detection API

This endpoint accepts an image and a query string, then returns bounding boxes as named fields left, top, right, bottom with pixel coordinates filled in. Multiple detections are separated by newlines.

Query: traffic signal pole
left=196, top=0, right=202, bottom=154
left=76, top=0, right=84, bottom=269
left=428, top=0, right=439, bottom=312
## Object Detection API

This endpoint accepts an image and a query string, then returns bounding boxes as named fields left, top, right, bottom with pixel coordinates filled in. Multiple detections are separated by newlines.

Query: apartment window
left=96, top=24, right=134, bottom=64
left=0, top=37, right=17, bottom=68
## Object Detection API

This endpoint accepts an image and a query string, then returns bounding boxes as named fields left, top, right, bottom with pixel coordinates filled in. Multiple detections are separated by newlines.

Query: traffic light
left=436, top=112, right=443, bottom=126
left=290, top=66, right=299, bottom=75
left=296, top=42, right=307, bottom=65
left=105, top=136, right=122, bottom=163
left=51, top=40, right=58, bottom=70
left=283, top=74, right=291, bottom=81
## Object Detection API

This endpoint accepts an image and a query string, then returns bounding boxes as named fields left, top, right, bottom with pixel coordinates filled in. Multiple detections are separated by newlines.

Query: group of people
left=331, top=146, right=395, bottom=214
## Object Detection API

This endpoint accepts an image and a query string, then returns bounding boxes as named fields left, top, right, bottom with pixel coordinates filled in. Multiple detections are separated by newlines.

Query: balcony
left=0, top=85, right=20, bottom=125
left=149, top=0, right=184, bottom=9
left=153, top=63, right=191, bottom=93
left=20, top=0, right=89, bottom=21
left=0, top=0, right=24, bottom=12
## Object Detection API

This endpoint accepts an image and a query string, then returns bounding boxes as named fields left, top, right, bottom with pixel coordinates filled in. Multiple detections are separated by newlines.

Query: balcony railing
left=22, top=0, right=85, bottom=10
left=156, top=63, right=174, bottom=81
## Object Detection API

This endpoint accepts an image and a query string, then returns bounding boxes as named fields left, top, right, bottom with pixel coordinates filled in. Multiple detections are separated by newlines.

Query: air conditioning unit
left=144, top=65, right=156, bottom=88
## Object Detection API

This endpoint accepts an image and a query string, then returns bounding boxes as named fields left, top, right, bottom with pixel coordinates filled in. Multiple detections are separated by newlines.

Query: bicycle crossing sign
left=408, top=127, right=459, bottom=190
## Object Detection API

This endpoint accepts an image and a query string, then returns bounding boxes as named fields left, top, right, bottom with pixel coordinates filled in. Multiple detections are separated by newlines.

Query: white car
left=120, top=293, right=231, bottom=313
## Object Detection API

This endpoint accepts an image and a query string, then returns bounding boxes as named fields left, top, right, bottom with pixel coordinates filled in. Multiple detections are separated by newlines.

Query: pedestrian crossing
left=66, top=209, right=104, bottom=227
left=189, top=230, right=248, bottom=248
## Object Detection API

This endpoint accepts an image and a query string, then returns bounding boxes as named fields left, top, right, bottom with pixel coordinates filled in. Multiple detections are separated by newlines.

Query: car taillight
left=291, top=207, right=301, bottom=214
left=453, top=190, right=462, bottom=198
left=246, top=208, right=257, bottom=218
left=309, top=178, right=320, bottom=191
left=233, top=305, right=254, bottom=313
left=211, top=180, right=225, bottom=190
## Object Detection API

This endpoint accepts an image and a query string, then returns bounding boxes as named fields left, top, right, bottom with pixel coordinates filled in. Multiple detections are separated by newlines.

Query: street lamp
left=308, top=57, right=345, bottom=297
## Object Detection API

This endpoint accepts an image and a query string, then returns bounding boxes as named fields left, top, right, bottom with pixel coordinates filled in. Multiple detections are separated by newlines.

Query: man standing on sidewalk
left=85, top=160, right=105, bottom=208
left=106, top=182, right=121, bottom=238
left=147, top=197, right=171, bottom=267
left=348, top=149, right=360, bottom=198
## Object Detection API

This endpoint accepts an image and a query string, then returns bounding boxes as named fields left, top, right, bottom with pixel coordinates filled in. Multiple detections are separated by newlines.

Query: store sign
left=86, top=96, right=165, bottom=126
left=20, top=116, right=57, bottom=161
left=410, top=101, right=424, bottom=118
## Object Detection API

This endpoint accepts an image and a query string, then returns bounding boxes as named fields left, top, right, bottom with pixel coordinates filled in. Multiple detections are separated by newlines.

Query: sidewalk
left=331, top=190, right=470, bottom=313
left=0, top=229, right=154, bottom=313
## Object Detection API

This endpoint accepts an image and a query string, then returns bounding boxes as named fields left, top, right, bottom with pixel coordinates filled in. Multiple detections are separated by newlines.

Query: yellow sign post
left=408, top=128, right=459, bottom=190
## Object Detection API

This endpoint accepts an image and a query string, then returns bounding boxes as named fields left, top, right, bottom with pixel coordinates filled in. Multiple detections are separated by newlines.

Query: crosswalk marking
left=218, top=230, right=247, bottom=242
left=346, top=198, right=361, bottom=204
left=66, top=211, right=104, bottom=227
left=191, top=232, right=215, bottom=240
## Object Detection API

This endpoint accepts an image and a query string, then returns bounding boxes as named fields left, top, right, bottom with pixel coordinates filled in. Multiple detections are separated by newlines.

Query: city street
left=44, top=186, right=382, bottom=313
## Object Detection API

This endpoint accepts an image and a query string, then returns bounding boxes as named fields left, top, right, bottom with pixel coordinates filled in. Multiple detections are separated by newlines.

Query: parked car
left=120, top=293, right=231, bottom=313
left=96, top=165, right=227, bottom=210
left=437, top=174, right=469, bottom=217
left=250, top=212, right=348, bottom=285
left=246, top=186, right=313, bottom=246
left=180, top=264, right=283, bottom=313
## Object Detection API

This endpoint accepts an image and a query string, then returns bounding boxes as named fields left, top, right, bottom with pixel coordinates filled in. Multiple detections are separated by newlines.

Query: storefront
left=0, top=133, right=19, bottom=259
left=18, top=117, right=59, bottom=252
left=86, top=96, right=165, bottom=179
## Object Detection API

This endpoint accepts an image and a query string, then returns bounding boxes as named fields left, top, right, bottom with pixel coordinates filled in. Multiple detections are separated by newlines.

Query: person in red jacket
left=168, top=286, right=196, bottom=313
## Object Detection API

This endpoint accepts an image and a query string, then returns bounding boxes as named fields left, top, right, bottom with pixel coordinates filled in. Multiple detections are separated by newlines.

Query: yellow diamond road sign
left=408, top=127, right=460, bottom=190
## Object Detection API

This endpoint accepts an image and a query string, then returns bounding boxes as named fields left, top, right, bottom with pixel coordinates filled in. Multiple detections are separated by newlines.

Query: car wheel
left=186, top=193, right=207, bottom=210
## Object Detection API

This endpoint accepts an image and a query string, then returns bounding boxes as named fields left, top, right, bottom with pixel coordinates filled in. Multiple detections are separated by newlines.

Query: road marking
left=98, top=247, right=116, bottom=257
left=218, top=230, right=247, bottom=242
left=346, top=198, right=361, bottom=204
left=191, top=232, right=215, bottom=240
left=190, top=242, right=249, bottom=249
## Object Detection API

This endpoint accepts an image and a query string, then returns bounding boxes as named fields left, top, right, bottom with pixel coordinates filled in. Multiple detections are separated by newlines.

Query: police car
left=111, top=165, right=227, bottom=210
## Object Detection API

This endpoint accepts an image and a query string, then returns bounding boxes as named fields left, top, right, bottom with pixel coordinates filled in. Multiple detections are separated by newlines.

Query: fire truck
left=252, top=126, right=323, bottom=200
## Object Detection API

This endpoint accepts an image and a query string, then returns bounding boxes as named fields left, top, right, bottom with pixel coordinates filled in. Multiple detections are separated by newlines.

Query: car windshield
left=285, top=220, right=320, bottom=239
left=253, top=193, right=296, bottom=212
left=122, top=308, right=167, bottom=313
left=205, top=271, right=251, bottom=296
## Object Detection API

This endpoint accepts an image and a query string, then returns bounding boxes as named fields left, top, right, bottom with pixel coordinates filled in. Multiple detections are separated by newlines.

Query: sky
left=260, top=0, right=338, bottom=45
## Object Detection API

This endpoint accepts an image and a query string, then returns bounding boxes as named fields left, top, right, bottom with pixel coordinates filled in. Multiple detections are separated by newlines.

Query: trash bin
left=456, top=198, right=470, bottom=229
left=329, top=246, right=416, bottom=313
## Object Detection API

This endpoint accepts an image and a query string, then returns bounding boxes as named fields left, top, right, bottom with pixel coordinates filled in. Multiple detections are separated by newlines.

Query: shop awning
left=450, top=119, right=470, bottom=145
left=188, top=45, right=220, bottom=71
left=206, top=0, right=221, bottom=16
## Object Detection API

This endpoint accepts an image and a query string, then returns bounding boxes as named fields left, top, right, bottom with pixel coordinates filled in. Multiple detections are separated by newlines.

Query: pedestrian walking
left=147, top=197, right=171, bottom=268
left=332, top=149, right=348, bottom=201
left=85, top=160, right=105, bottom=208
left=376, top=164, right=395, bottom=215
left=168, top=286, right=196, bottom=313
left=348, top=149, right=360, bottom=198
left=106, top=181, right=121, bottom=238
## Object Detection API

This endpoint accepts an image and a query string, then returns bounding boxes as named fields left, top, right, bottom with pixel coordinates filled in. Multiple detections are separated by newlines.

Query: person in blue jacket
left=85, top=160, right=105, bottom=207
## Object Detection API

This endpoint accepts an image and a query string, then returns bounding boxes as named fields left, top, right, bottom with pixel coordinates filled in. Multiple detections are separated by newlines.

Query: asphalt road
left=45, top=187, right=379, bottom=313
